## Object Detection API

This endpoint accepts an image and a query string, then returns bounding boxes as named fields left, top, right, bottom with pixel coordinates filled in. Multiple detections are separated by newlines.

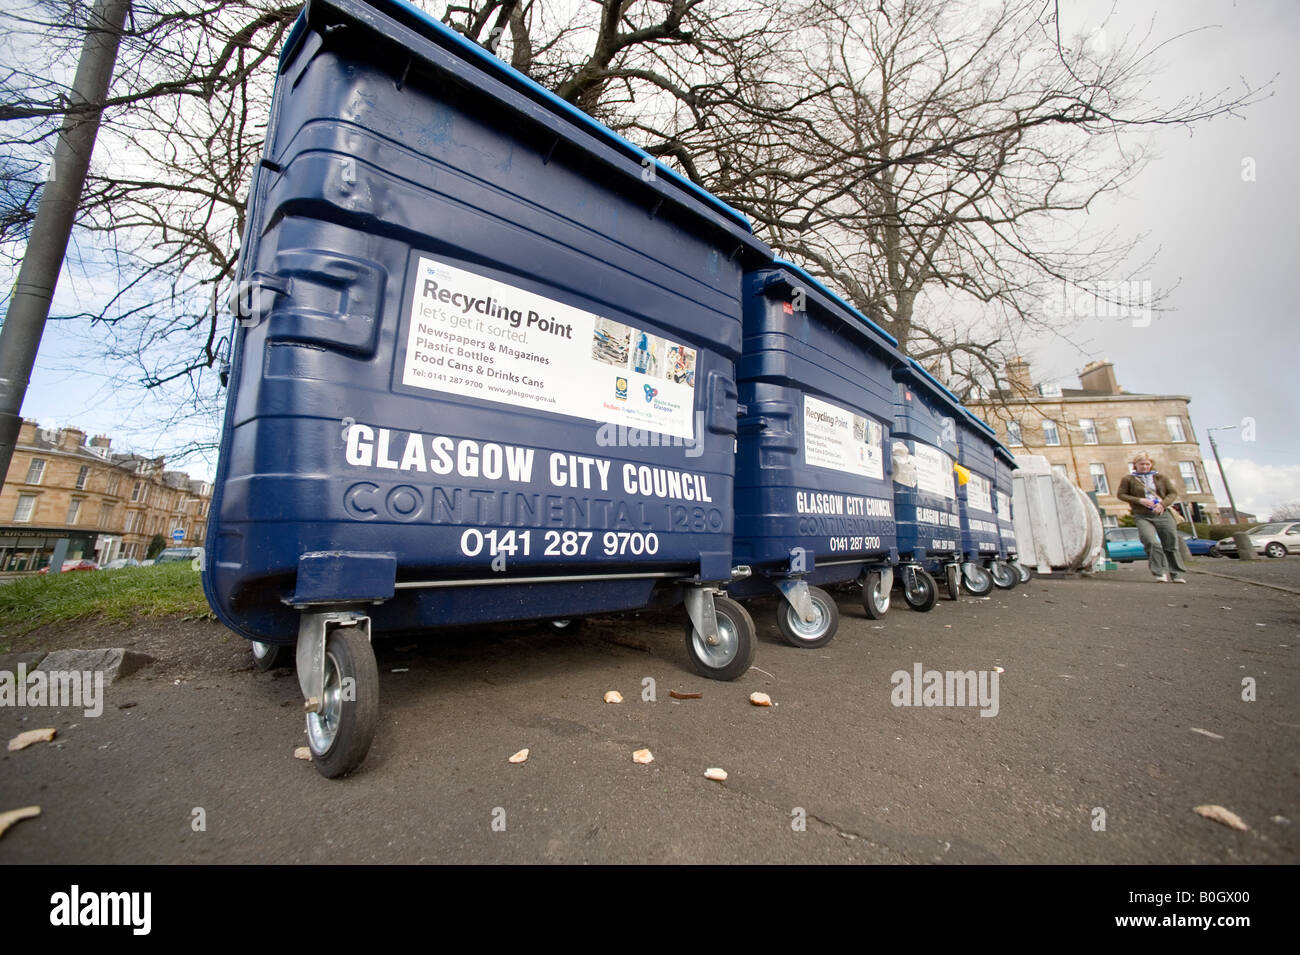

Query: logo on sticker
left=615, top=377, right=628, bottom=400
left=644, top=385, right=658, bottom=402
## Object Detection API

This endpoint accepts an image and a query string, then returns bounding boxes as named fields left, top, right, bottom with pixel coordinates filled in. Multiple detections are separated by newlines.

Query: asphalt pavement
left=1, top=556, right=1296, bottom=864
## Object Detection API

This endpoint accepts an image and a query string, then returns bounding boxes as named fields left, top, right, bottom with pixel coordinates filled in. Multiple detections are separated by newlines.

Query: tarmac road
left=1, top=558, right=1297, bottom=864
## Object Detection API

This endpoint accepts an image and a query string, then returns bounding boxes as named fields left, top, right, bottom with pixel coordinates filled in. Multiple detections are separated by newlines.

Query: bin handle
left=705, top=371, right=739, bottom=437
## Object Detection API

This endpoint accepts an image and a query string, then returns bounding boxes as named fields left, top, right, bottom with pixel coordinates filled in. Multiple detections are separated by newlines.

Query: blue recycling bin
left=955, top=410, right=1011, bottom=593
left=889, top=359, right=967, bottom=608
left=202, top=0, right=771, bottom=776
left=993, top=441, right=1024, bottom=582
left=729, top=260, right=902, bottom=644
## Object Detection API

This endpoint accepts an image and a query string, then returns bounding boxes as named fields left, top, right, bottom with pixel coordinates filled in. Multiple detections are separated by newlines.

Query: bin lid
left=893, top=358, right=968, bottom=419
left=964, top=409, right=999, bottom=439
left=297, top=0, right=769, bottom=257
left=758, top=259, right=899, bottom=348
left=993, top=441, right=1019, bottom=468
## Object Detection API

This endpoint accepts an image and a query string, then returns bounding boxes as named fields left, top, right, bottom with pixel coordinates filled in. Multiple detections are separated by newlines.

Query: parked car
left=1181, top=533, right=1221, bottom=557
left=1217, top=522, right=1300, bottom=558
left=99, top=558, right=142, bottom=570
left=152, top=546, right=202, bottom=564
left=37, top=558, right=99, bottom=574
left=1105, top=528, right=1219, bottom=563
left=1105, top=527, right=1145, bottom=563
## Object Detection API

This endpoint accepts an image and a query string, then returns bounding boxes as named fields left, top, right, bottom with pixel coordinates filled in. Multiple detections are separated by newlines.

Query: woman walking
left=1116, top=452, right=1189, bottom=583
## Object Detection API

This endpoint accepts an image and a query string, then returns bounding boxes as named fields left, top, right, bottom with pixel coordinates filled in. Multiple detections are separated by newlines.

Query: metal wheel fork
left=296, top=610, right=371, bottom=715
left=683, top=586, right=720, bottom=647
left=774, top=578, right=816, bottom=624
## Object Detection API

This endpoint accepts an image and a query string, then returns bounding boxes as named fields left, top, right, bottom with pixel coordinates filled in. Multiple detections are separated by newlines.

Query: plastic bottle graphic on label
left=633, top=332, right=653, bottom=375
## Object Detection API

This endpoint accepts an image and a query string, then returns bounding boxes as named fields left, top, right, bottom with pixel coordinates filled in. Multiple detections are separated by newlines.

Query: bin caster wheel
left=902, top=569, right=938, bottom=612
left=685, top=595, right=756, bottom=681
left=944, top=564, right=962, bottom=600
left=776, top=585, right=839, bottom=649
left=988, top=560, right=1018, bottom=590
left=306, top=627, right=379, bottom=779
left=862, top=571, right=890, bottom=619
left=1015, top=561, right=1033, bottom=584
left=251, top=640, right=293, bottom=672
left=962, top=562, right=994, bottom=596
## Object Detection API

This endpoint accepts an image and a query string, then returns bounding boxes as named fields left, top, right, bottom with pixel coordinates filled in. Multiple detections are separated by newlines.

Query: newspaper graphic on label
left=966, top=472, right=993, bottom=512
left=401, top=255, right=696, bottom=439
left=911, top=443, right=955, bottom=499
left=803, top=394, right=883, bottom=479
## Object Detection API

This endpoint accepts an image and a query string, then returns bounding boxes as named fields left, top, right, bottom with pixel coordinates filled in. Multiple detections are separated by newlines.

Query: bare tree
left=724, top=0, right=1267, bottom=401
left=0, top=0, right=1269, bottom=467
left=1269, top=501, right=1300, bottom=521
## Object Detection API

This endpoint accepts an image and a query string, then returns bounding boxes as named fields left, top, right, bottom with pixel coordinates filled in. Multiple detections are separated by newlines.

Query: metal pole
left=0, top=0, right=131, bottom=496
left=1207, top=429, right=1240, bottom=524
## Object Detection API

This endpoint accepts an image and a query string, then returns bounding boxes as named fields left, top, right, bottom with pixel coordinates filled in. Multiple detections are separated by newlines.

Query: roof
left=971, top=389, right=1191, bottom=405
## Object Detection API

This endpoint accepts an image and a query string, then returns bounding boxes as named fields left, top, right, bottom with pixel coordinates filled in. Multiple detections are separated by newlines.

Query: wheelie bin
left=729, top=260, right=902, bottom=646
left=889, top=359, right=966, bottom=608
left=203, top=0, right=772, bottom=777
left=954, top=410, right=1005, bottom=595
left=993, top=441, right=1028, bottom=585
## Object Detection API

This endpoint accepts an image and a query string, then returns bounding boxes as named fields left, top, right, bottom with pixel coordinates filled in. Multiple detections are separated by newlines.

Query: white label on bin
left=997, top=493, right=1012, bottom=523
left=803, top=394, right=883, bottom=480
left=966, top=472, right=993, bottom=513
left=401, top=255, right=696, bottom=439
left=911, top=443, right=955, bottom=500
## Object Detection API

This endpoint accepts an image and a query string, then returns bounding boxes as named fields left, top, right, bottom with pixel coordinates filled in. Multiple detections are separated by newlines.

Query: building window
left=106, top=474, right=120, bottom=496
left=1179, top=462, right=1201, bottom=493
left=1117, top=417, right=1136, bottom=444
left=14, top=494, right=37, bottom=523
left=66, top=499, right=82, bottom=525
left=131, top=480, right=143, bottom=502
left=1005, top=421, right=1023, bottom=446
left=75, top=465, right=90, bottom=489
left=1042, top=420, right=1060, bottom=446
left=1051, top=464, right=1069, bottom=481
left=1079, top=419, right=1098, bottom=444
left=1166, top=416, right=1186, bottom=442
left=124, top=510, right=138, bottom=534
left=1102, top=515, right=1119, bottom=529
left=25, top=459, right=46, bottom=484
left=98, top=503, right=115, bottom=528
left=1089, top=464, right=1109, bottom=494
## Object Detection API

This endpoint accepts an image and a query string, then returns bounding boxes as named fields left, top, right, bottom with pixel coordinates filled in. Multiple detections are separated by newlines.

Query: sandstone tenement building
left=0, top=420, right=212, bottom=571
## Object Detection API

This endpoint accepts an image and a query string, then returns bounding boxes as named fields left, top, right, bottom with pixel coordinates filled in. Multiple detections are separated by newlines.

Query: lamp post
left=1207, top=426, right=1240, bottom=524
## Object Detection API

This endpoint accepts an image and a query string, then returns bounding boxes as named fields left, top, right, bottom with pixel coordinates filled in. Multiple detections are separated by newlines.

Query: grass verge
left=0, top=562, right=213, bottom=642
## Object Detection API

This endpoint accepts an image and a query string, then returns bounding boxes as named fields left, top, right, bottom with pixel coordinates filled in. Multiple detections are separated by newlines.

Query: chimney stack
left=1005, top=357, right=1034, bottom=397
left=59, top=427, right=86, bottom=450
left=1079, top=360, right=1121, bottom=395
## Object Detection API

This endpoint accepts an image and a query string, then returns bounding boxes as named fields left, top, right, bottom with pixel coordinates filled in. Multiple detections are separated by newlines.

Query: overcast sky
left=10, top=0, right=1299, bottom=517
left=1024, top=0, right=1300, bottom=518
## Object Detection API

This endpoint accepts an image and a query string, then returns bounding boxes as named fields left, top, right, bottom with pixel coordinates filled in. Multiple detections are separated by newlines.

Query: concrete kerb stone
left=1191, top=569, right=1300, bottom=598
left=33, top=648, right=155, bottom=685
